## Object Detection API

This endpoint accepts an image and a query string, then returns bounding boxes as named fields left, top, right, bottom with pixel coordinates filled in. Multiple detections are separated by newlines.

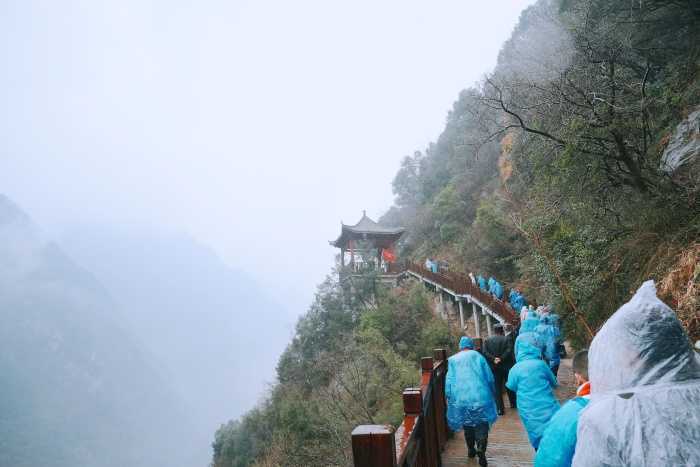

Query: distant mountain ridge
left=59, top=223, right=292, bottom=466
left=0, top=195, right=194, bottom=467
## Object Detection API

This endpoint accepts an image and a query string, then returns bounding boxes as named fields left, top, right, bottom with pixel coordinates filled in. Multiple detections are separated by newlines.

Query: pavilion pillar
left=458, top=300, right=465, bottom=330
left=472, top=303, right=481, bottom=338
left=341, top=248, right=345, bottom=267
left=486, top=314, right=493, bottom=337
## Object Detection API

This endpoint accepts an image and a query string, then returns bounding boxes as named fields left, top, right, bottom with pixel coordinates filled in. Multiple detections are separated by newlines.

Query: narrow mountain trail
left=442, top=359, right=576, bottom=467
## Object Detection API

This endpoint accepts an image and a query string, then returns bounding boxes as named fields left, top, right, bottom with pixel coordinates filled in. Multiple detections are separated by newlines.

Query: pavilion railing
left=404, top=262, right=518, bottom=325
left=351, top=349, right=449, bottom=467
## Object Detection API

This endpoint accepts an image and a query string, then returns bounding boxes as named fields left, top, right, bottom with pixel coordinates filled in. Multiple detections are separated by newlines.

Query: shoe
left=510, top=404, right=517, bottom=409
left=468, top=448, right=477, bottom=458
left=477, top=439, right=488, bottom=466
left=497, top=410, right=505, bottom=416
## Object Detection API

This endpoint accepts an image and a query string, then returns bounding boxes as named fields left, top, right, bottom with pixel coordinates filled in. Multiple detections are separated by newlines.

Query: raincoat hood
left=520, top=317, right=540, bottom=333
left=516, top=340, right=542, bottom=362
left=589, top=280, right=700, bottom=394
left=572, top=281, right=700, bottom=466
left=459, top=336, right=474, bottom=350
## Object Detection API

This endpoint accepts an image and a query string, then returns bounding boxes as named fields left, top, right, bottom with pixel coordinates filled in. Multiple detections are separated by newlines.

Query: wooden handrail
left=404, top=261, right=519, bottom=324
left=351, top=349, right=449, bottom=467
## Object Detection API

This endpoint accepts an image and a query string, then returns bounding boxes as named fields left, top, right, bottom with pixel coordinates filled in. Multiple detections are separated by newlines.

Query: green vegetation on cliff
left=212, top=276, right=453, bottom=466
left=385, top=0, right=699, bottom=345
left=213, top=0, right=699, bottom=465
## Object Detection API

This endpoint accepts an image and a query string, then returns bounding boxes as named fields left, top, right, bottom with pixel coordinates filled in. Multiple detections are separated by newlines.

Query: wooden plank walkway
left=442, top=358, right=577, bottom=467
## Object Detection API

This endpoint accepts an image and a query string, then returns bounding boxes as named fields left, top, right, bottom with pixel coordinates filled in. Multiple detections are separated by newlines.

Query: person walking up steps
left=506, top=340, right=559, bottom=450
left=446, top=336, right=498, bottom=467
left=483, top=324, right=512, bottom=415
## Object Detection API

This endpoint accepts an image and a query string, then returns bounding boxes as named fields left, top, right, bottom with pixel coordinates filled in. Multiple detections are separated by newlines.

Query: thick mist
left=0, top=1, right=537, bottom=466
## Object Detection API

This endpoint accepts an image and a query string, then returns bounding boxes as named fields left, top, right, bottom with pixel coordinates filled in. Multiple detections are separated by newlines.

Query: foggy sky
left=1, top=0, right=536, bottom=321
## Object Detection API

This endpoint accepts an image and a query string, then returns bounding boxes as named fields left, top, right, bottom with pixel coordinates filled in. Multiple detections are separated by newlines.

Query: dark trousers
left=492, top=366, right=507, bottom=413
left=551, top=364, right=560, bottom=377
left=504, top=363, right=516, bottom=408
left=463, top=422, right=489, bottom=454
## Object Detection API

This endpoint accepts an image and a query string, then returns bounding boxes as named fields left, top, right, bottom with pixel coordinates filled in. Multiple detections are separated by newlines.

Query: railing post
left=420, top=357, right=440, bottom=467
left=432, top=349, right=448, bottom=450
left=351, top=425, right=397, bottom=467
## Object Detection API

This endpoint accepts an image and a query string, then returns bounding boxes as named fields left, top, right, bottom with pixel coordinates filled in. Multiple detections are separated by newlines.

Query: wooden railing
left=404, top=262, right=518, bottom=324
left=351, top=349, right=449, bottom=467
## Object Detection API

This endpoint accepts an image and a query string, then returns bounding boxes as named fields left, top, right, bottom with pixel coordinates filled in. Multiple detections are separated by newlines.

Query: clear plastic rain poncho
left=445, top=337, right=498, bottom=430
left=515, top=316, right=543, bottom=358
left=536, top=316, right=560, bottom=369
left=506, top=339, right=559, bottom=449
left=572, top=281, right=700, bottom=466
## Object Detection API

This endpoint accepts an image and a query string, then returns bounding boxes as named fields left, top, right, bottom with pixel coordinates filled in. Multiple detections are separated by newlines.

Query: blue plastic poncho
left=491, top=281, right=504, bottom=299
left=515, top=317, right=543, bottom=358
left=506, top=340, right=560, bottom=449
left=572, top=281, right=700, bottom=466
left=536, top=316, right=560, bottom=369
left=535, top=397, right=589, bottom=467
left=550, top=314, right=561, bottom=334
left=477, top=275, right=487, bottom=291
left=510, top=291, right=526, bottom=312
left=445, top=337, right=498, bottom=430
left=487, top=277, right=496, bottom=293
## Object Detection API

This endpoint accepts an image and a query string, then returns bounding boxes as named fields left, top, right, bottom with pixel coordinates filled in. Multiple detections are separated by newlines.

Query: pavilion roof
left=330, top=212, right=404, bottom=248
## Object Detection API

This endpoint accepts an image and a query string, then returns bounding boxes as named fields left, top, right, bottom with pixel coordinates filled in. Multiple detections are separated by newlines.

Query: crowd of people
left=444, top=280, right=700, bottom=466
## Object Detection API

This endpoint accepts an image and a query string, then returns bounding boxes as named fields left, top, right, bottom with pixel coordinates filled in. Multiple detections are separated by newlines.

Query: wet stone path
left=442, top=358, right=576, bottom=467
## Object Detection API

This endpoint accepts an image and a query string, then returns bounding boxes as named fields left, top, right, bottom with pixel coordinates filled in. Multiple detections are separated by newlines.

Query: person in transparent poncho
left=446, top=336, right=498, bottom=466
left=572, top=281, right=700, bottom=466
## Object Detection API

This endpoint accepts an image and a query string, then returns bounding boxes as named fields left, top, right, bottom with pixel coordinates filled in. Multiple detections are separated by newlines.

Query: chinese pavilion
left=330, top=211, right=404, bottom=271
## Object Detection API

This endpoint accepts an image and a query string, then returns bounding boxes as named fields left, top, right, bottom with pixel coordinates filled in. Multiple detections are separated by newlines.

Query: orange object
left=382, top=248, right=396, bottom=263
left=577, top=381, right=591, bottom=397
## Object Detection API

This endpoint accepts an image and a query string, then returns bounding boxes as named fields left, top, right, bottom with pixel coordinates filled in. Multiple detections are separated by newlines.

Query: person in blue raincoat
left=510, top=289, right=526, bottom=311
left=514, top=316, right=543, bottom=357
left=506, top=339, right=559, bottom=450
left=535, top=350, right=590, bottom=467
left=536, top=315, right=561, bottom=376
left=487, top=277, right=496, bottom=294
left=491, top=281, right=504, bottom=300
left=477, top=275, right=487, bottom=291
left=446, top=336, right=498, bottom=466
left=508, top=289, right=517, bottom=308
left=549, top=313, right=564, bottom=358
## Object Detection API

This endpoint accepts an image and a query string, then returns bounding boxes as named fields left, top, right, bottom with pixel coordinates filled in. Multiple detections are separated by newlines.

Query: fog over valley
left=0, top=1, right=539, bottom=466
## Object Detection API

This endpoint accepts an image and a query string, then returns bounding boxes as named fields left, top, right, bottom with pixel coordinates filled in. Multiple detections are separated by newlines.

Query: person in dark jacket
left=504, top=324, right=518, bottom=408
left=483, top=324, right=513, bottom=415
